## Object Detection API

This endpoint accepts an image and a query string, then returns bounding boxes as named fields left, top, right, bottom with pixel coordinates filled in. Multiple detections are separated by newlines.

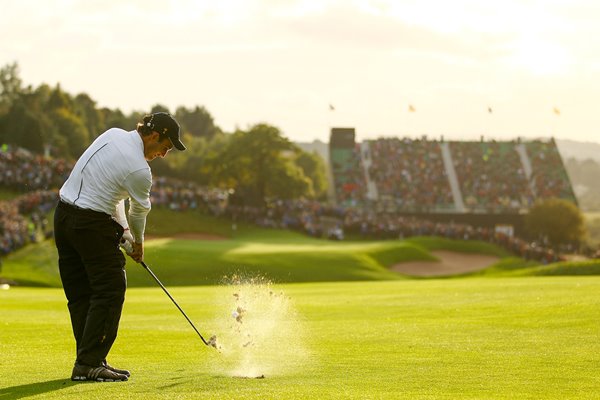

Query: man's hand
left=122, top=229, right=134, bottom=245
left=120, top=233, right=143, bottom=263
left=130, top=242, right=144, bottom=263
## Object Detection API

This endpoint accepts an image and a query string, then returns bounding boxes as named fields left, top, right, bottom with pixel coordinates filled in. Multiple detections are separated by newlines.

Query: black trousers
left=54, top=200, right=126, bottom=367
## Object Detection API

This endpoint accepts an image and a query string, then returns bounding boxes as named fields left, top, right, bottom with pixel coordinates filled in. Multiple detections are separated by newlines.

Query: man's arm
left=123, top=169, right=152, bottom=262
left=114, top=199, right=134, bottom=245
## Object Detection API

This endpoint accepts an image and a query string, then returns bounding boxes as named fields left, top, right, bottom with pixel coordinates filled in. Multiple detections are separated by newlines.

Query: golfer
left=54, top=112, right=185, bottom=382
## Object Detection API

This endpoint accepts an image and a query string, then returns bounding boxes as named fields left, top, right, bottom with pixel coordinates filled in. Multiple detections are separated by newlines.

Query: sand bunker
left=391, top=250, right=500, bottom=277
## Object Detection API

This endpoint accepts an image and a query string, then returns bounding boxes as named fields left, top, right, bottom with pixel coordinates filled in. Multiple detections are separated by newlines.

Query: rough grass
left=1, top=278, right=599, bottom=399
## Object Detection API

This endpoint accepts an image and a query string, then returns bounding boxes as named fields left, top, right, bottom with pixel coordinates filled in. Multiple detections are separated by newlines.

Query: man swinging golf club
left=54, top=112, right=185, bottom=382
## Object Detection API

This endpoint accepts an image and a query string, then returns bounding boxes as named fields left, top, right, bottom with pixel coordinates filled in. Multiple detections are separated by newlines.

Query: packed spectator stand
left=368, top=137, right=454, bottom=212
left=526, top=140, right=578, bottom=202
left=450, top=140, right=534, bottom=212
left=331, top=134, right=576, bottom=215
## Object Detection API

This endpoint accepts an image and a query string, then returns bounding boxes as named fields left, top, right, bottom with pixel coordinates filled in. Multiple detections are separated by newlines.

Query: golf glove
left=120, top=239, right=134, bottom=254
left=122, top=229, right=134, bottom=244
left=121, top=229, right=134, bottom=254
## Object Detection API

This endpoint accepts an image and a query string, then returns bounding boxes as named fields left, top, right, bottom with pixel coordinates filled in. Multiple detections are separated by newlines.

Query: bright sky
left=1, top=0, right=599, bottom=143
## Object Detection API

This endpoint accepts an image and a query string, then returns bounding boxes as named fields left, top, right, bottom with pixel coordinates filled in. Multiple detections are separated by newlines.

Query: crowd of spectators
left=450, top=140, right=533, bottom=213
left=526, top=139, right=577, bottom=202
left=367, top=138, right=454, bottom=212
left=150, top=177, right=229, bottom=216
left=226, top=199, right=346, bottom=239
left=0, top=145, right=72, bottom=192
left=1, top=190, right=57, bottom=255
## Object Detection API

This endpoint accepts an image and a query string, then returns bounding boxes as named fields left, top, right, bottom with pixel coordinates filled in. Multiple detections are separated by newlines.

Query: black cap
left=144, top=112, right=186, bottom=151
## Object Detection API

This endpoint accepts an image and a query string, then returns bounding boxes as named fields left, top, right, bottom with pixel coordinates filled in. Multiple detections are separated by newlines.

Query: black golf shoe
left=103, top=360, right=131, bottom=378
left=71, top=363, right=128, bottom=382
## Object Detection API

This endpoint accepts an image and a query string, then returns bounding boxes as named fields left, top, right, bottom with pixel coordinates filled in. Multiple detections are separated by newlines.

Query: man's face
left=144, top=133, right=174, bottom=161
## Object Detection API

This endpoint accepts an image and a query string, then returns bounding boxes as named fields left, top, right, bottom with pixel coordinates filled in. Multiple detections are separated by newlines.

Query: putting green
left=1, top=277, right=599, bottom=399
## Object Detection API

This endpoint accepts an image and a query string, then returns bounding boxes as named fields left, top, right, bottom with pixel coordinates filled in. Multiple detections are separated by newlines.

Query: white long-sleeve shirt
left=59, top=128, right=151, bottom=243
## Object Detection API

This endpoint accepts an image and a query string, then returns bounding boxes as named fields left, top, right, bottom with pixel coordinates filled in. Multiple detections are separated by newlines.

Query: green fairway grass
left=1, top=278, right=599, bottom=399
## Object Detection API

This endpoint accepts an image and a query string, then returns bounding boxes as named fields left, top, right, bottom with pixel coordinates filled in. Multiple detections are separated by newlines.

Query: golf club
left=139, top=261, right=218, bottom=348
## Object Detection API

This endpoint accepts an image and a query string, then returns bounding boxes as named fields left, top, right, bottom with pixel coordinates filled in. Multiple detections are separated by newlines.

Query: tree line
left=0, top=62, right=328, bottom=206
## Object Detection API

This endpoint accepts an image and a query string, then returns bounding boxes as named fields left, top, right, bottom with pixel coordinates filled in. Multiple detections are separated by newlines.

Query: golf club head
left=207, top=335, right=221, bottom=351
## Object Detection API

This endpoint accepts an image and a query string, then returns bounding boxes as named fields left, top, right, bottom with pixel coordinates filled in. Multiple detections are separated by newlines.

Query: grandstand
left=329, top=129, right=577, bottom=237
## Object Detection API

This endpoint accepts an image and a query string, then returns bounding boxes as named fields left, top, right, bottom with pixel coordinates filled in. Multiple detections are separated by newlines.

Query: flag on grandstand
left=553, top=107, right=561, bottom=115
left=329, top=103, right=335, bottom=111
left=408, top=104, right=416, bottom=112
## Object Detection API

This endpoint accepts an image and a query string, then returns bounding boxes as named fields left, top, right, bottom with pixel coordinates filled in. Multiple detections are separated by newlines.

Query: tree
left=175, top=105, right=219, bottom=139
left=98, top=107, right=138, bottom=131
left=207, top=123, right=312, bottom=206
left=0, top=62, right=23, bottom=114
left=268, top=159, right=312, bottom=199
left=46, top=84, right=73, bottom=111
left=150, top=104, right=170, bottom=114
left=294, top=150, right=328, bottom=199
left=74, top=93, right=104, bottom=138
left=49, top=108, right=90, bottom=158
left=525, top=198, right=586, bottom=247
left=0, top=100, right=46, bottom=153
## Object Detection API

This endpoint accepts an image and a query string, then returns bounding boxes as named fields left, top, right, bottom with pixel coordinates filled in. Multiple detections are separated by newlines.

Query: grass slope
left=45, top=238, right=431, bottom=287
left=3, top=233, right=430, bottom=287
left=0, top=240, right=62, bottom=287
left=405, top=236, right=511, bottom=257
left=510, top=259, right=600, bottom=276
left=2, top=211, right=474, bottom=287
left=4, top=209, right=600, bottom=287
left=1, top=278, right=599, bottom=399
left=6, top=227, right=600, bottom=287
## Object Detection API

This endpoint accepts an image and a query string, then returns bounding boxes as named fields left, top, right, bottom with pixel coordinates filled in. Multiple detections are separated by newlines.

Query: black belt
left=58, top=200, right=111, bottom=219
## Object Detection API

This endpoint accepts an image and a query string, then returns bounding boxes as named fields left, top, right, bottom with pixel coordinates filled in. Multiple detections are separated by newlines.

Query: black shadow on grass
left=0, top=379, right=76, bottom=399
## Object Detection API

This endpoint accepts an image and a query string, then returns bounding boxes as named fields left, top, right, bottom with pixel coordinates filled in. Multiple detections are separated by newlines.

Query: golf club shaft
left=140, top=261, right=209, bottom=346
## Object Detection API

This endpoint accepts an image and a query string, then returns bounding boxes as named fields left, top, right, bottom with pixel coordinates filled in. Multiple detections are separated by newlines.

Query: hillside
left=1, top=209, right=516, bottom=287
left=556, top=139, right=600, bottom=163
